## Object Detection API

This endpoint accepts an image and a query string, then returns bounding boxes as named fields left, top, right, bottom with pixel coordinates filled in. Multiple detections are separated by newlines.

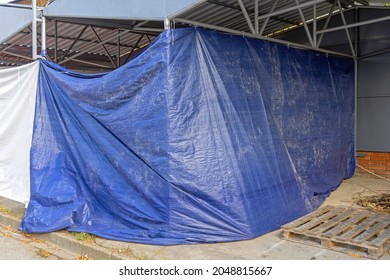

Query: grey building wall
left=357, top=52, right=390, bottom=152
left=276, top=7, right=390, bottom=152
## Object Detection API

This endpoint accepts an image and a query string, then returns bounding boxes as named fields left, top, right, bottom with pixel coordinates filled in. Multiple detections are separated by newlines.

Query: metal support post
left=54, top=20, right=58, bottom=62
left=32, top=0, right=37, bottom=59
left=41, top=15, right=46, bottom=57
left=164, top=18, right=171, bottom=30
left=354, top=57, right=358, bottom=158
left=117, top=29, right=121, bottom=67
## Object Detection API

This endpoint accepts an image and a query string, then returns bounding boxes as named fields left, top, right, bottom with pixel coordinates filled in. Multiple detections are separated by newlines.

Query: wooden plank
left=366, top=227, right=390, bottom=248
left=281, top=205, right=333, bottom=230
left=281, top=206, right=390, bottom=259
left=323, top=211, right=371, bottom=238
left=294, top=207, right=344, bottom=232
left=335, top=212, right=382, bottom=242
left=310, top=208, right=356, bottom=235
left=352, top=215, right=390, bottom=243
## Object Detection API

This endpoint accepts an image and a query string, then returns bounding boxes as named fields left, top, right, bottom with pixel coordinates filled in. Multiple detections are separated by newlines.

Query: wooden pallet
left=281, top=205, right=390, bottom=259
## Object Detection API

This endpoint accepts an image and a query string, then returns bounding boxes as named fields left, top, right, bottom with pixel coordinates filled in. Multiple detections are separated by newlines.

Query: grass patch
left=72, top=232, right=95, bottom=243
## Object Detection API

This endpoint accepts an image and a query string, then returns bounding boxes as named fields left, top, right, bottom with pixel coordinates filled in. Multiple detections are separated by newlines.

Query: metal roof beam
left=68, top=58, right=114, bottom=69
left=237, top=0, right=256, bottom=34
left=2, top=50, right=32, bottom=61
left=58, top=25, right=89, bottom=62
left=207, top=0, right=300, bottom=26
left=175, top=17, right=353, bottom=58
left=60, top=30, right=130, bottom=65
left=358, top=47, right=390, bottom=60
left=91, top=26, right=117, bottom=68
left=259, top=0, right=278, bottom=35
left=123, top=34, right=145, bottom=64
left=317, top=0, right=337, bottom=47
left=316, top=14, right=390, bottom=34
left=336, top=0, right=355, bottom=57
left=295, top=0, right=314, bottom=46
left=257, top=0, right=327, bottom=21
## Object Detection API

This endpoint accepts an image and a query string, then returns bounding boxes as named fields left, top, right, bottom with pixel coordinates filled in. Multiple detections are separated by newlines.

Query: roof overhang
left=43, top=0, right=206, bottom=21
left=1, top=0, right=390, bottom=70
left=0, top=4, right=32, bottom=43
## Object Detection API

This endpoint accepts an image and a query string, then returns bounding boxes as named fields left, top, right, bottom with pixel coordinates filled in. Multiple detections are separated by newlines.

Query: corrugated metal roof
left=176, top=0, right=334, bottom=35
left=2, top=0, right=390, bottom=70
left=1, top=18, right=160, bottom=70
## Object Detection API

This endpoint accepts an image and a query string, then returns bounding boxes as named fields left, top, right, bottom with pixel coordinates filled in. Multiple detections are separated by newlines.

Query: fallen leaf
left=347, top=252, right=361, bottom=258
left=74, top=254, right=93, bottom=260
left=37, top=249, right=51, bottom=258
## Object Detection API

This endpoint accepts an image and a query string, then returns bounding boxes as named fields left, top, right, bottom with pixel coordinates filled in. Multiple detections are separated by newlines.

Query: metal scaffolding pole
left=117, top=29, right=121, bottom=67
left=164, top=18, right=171, bottom=30
left=41, top=15, right=46, bottom=57
left=354, top=57, right=358, bottom=157
left=32, top=0, right=37, bottom=59
left=54, top=20, right=58, bottom=62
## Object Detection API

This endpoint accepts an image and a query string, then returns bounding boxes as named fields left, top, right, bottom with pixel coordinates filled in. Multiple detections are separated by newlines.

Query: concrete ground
left=0, top=175, right=389, bottom=260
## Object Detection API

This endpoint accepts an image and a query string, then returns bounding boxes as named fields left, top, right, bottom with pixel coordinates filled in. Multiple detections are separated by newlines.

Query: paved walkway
left=1, top=175, right=389, bottom=260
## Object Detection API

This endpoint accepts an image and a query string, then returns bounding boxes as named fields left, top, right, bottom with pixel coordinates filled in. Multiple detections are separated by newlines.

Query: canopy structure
left=1, top=1, right=390, bottom=70
left=0, top=0, right=368, bottom=244
left=12, top=27, right=354, bottom=244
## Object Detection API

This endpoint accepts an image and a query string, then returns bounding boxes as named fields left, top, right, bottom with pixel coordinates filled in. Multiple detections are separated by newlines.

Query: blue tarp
left=20, top=28, right=355, bottom=244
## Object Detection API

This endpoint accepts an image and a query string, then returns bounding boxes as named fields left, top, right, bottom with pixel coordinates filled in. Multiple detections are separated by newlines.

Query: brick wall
left=356, top=151, right=390, bottom=179
left=12, top=0, right=48, bottom=6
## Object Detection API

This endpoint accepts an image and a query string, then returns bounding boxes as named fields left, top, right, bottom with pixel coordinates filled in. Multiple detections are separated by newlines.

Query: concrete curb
left=0, top=198, right=129, bottom=260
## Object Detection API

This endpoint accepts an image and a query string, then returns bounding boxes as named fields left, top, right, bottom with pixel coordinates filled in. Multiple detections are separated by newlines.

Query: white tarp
left=0, top=61, right=39, bottom=204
